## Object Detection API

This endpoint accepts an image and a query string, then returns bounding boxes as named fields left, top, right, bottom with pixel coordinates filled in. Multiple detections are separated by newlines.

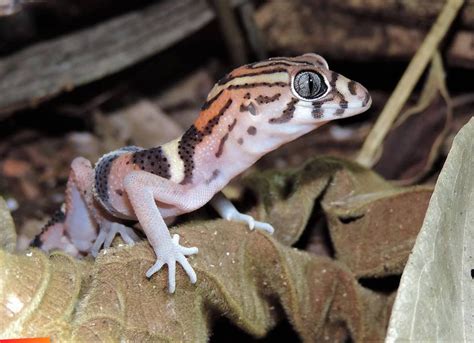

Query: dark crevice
left=338, top=214, right=365, bottom=224
left=358, top=274, right=401, bottom=294
left=294, top=176, right=335, bottom=258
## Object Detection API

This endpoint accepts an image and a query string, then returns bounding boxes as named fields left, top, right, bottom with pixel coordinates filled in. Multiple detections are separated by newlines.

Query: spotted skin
left=35, top=53, right=371, bottom=293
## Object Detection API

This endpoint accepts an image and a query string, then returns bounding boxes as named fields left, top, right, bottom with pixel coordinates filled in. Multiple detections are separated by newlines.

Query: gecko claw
left=91, top=222, right=140, bottom=256
left=225, top=211, right=274, bottom=234
left=148, top=234, right=198, bottom=293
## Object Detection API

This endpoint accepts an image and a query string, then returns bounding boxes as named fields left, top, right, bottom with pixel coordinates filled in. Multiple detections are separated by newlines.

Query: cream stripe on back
left=161, top=138, right=185, bottom=183
left=207, top=72, right=289, bottom=100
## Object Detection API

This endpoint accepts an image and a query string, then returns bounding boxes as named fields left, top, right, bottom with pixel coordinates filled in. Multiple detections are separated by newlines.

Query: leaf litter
left=0, top=155, right=434, bottom=341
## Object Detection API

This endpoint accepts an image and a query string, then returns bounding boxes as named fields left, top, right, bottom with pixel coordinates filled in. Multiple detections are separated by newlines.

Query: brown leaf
left=1, top=156, right=428, bottom=341
left=0, top=224, right=390, bottom=342
left=245, top=157, right=430, bottom=277
left=373, top=94, right=450, bottom=183
left=369, top=46, right=451, bottom=184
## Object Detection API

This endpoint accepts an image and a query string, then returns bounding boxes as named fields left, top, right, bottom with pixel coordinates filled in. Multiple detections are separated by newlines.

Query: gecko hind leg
left=90, top=222, right=140, bottom=257
left=210, top=192, right=274, bottom=234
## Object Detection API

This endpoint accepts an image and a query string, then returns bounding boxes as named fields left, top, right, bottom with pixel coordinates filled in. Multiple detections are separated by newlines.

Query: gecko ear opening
left=302, top=53, right=329, bottom=69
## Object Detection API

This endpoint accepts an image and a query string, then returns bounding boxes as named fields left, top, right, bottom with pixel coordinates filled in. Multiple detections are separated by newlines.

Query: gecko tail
left=31, top=206, right=80, bottom=256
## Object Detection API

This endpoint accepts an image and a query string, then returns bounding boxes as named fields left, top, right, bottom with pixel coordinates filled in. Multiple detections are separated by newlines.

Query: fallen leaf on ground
left=245, top=156, right=431, bottom=277
left=0, top=223, right=391, bottom=342
left=1, top=155, right=432, bottom=341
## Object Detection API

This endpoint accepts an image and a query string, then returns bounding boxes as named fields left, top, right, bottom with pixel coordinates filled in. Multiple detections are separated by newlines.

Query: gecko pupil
left=293, top=71, right=327, bottom=99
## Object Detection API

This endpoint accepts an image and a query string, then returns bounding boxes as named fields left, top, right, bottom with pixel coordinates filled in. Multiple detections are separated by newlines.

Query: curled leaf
left=373, top=53, right=452, bottom=184
left=245, top=156, right=431, bottom=277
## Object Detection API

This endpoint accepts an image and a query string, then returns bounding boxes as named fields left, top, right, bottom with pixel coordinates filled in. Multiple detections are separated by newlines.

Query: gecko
left=33, top=53, right=371, bottom=293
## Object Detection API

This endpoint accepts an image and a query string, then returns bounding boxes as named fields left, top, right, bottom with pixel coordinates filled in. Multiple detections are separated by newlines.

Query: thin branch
left=356, top=0, right=465, bottom=167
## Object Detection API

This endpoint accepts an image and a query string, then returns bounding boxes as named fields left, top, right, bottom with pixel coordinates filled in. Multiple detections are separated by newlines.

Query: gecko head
left=272, top=53, right=372, bottom=127
left=199, top=54, right=371, bottom=154
left=208, top=53, right=371, bottom=132
left=258, top=53, right=372, bottom=130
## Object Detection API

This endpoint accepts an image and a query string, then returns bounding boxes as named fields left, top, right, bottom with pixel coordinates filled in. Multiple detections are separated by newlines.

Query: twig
left=356, top=0, right=465, bottom=167
left=209, top=0, right=248, bottom=66
left=238, top=1, right=267, bottom=60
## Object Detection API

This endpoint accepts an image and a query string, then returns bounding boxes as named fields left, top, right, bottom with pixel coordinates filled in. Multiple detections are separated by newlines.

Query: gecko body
left=34, top=54, right=371, bottom=292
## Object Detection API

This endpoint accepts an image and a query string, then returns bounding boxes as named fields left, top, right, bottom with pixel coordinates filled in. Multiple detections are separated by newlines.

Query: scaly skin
left=34, top=53, right=371, bottom=293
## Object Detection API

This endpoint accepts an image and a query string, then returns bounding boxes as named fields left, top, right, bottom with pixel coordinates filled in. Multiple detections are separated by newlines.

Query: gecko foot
left=91, top=222, right=140, bottom=257
left=224, top=211, right=274, bottom=234
left=147, top=234, right=198, bottom=293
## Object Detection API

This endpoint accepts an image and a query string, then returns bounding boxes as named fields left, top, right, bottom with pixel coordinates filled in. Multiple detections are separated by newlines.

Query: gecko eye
left=293, top=71, right=327, bottom=99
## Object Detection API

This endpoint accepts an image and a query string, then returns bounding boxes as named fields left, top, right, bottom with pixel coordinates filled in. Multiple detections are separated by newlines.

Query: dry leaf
left=1, top=156, right=432, bottom=341
left=0, top=223, right=391, bottom=342
left=0, top=197, right=16, bottom=252
left=373, top=55, right=451, bottom=184
left=245, top=156, right=431, bottom=277
left=386, top=118, right=474, bottom=341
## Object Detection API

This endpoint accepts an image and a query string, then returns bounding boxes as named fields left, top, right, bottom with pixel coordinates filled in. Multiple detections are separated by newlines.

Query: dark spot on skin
left=206, top=169, right=220, bottom=185
left=131, top=147, right=171, bottom=179
left=240, top=102, right=257, bottom=116
left=244, top=93, right=251, bottom=99
left=237, top=138, right=244, bottom=145
left=340, top=100, right=348, bottom=109
left=348, top=80, right=357, bottom=95
left=362, top=93, right=370, bottom=107
left=215, top=133, right=229, bottom=158
left=247, top=126, right=257, bottom=135
left=247, top=103, right=256, bottom=116
left=255, top=93, right=281, bottom=104
left=269, top=98, right=298, bottom=124
left=228, top=82, right=288, bottom=91
left=228, top=118, right=237, bottom=131
left=312, top=109, right=323, bottom=118
left=179, top=99, right=233, bottom=184
left=335, top=108, right=345, bottom=116
left=115, top=189, right=123, bottom=196
left=329, top=72, right=339, bottom=88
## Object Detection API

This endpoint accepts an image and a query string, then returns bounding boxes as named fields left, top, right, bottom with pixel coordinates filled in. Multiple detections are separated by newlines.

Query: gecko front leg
left=124, top=171, right=199, bottom=293
left=211, top=192, right=274, bottom=234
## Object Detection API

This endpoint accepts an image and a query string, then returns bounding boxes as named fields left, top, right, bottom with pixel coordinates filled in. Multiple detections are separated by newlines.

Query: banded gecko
left=34, top=53, right=371, bottom=293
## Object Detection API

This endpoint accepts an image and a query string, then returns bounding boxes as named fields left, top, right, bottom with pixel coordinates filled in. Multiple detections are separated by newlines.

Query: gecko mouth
left=296, top=102, right=371, bottom=110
